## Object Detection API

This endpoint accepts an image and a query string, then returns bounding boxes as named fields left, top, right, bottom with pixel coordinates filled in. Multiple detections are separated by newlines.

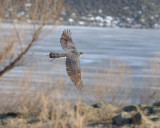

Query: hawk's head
left=80, top=52, right=84, bottom=56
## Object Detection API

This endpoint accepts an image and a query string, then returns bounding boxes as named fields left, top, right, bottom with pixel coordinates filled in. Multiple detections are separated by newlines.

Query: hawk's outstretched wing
left=66, top=57, right=84, bottom=89
left=60, top=29, right=76, bottom=51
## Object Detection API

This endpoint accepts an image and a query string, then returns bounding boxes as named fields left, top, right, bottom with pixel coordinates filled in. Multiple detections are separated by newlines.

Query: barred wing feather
left=66, top=57, right=84, bottom=89
left=60, top=29, right=76, bottom=51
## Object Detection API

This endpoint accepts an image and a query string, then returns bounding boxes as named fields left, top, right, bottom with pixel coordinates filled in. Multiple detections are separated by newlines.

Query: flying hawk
left=49, top=29, right=84, bottom=89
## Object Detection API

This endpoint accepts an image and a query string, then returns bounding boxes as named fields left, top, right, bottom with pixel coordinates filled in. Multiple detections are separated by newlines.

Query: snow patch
left=138, top=10, right=142, bottom=14
left=25, top=3, right=32, bottom=7
left=123, top=6, right=130, bottom=10
left=104, top=16, right=113, bottom=26
left=98, top=9, right=103, bottom=13
left=95, top=16, right=104, bottom=22
left=69, top=18, right=74, bottom=23
left=154, top=24, right=160, bottom=29
left=78, top=21, right=85, bottom=25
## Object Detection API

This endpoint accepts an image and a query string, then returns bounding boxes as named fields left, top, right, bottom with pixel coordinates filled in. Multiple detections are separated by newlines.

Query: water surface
left=1, top=26, right=160, bottom=103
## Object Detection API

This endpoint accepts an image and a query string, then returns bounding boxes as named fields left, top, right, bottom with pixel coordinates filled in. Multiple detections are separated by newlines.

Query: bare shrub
left=139, top=54, right=160, bottom=104
left=0, top=0, right=65, bottom=77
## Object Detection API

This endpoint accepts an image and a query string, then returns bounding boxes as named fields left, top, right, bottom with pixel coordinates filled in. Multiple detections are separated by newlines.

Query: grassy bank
left=0, top=56, right=160, bottom=127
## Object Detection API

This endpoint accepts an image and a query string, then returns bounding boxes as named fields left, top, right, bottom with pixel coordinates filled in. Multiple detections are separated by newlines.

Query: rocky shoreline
left=0, top=101, right=160, bottom=128
left=76, top=101, right=160, bottom=128
left=61, top=18, right=160, bottom=29
left=3, top=0, right=160, bottom=29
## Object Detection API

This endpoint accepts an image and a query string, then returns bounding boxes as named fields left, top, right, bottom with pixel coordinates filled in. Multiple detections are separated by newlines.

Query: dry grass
left=0, top=82, right=84, bottom=128
left=0, top=59, right=129, bottom=127
left=0, top=1, right=87, bottom=127
left=138, top=54, right=160, bottom=104
left=84, top=59, right=132, bottom=106
left=0, top=55, right=160, bottom=127
left=0, top=58, right=85, bottom=127
left=0, top=1, right=160, bottom=126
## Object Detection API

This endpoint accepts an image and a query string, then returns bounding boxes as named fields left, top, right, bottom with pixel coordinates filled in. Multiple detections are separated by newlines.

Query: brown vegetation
left=0, top=1, right=160, bottom=127
left=0, top=56, right=160, bottom=127
left=0, top=0, right=65, bottom=77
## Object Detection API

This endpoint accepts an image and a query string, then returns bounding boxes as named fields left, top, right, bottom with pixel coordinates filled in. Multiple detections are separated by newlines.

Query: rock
left=92, top=102, right=105, bottom=108
left=112, top=113, right=130, bottom=125
left=151, top=107, right=160, bottom=115
left=112, top=111, right=142, bottom=125
left=151, top=117, right=160, bottom=122
left=153, top=101, right=160, bottom=107
left=138, top=104, right=152, bottom=115
left=123, top=105, right=138, bottom=112
left=112, top=105, right=157, bottom=126
left=0, top=112, right=21, bottom=119
left=131, top=112, right=141, bottom=124
left=139, top=103, right=160, bottom=115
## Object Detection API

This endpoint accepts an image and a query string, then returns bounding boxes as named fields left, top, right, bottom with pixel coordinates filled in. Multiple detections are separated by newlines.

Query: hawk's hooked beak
left=80, top=52, right=84, bottom=55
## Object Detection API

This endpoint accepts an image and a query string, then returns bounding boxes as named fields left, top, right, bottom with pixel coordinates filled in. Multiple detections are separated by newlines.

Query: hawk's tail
left=49, top=52, right=65, bottom=58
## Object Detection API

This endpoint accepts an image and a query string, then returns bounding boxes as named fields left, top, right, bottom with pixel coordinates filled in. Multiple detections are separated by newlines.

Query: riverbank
left=0, top=101, right=160, bottom=128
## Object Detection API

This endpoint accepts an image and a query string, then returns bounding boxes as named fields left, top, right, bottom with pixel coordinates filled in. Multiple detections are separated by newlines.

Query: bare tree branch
left=0, top=25, right=44, bottom=77
left=0, top=0, right=65, bottom=77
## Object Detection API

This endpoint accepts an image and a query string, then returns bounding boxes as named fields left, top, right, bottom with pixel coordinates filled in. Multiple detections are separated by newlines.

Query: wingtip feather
left=63, top=29, right=72, bottom=36
left=77, top=82, right=84, bottom=90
